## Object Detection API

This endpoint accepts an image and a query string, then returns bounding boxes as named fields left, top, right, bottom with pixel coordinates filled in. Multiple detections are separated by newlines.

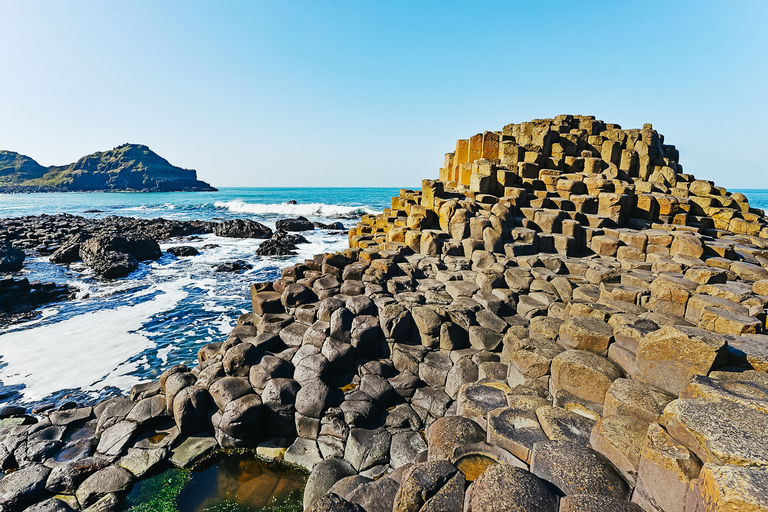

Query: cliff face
left=0, top=144, right=216, bottom=192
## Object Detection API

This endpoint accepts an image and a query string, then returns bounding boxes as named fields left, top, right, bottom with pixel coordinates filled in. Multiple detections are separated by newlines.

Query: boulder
left=75, top=465, right=133, bottom=508
left=216, top=393, right=263, bottom=442
left=427, top=415, right=486, bottom=462
left=464, top=463, right=559, bottom=512
left=166, top=245, right=199, bottom=257
left=305, top=493, right=365, bottom=512
left=80, top=233, right=161, bottom=278
left=632, top=423, right=702, bottom=512
left=346, top=476, right=401, bottom=512
left=550, top=350, right=623, bottom=404
left=392, top=460, right=463, bottom=512
left=661, top=398, right=768, bottom=466
left=213, top=219, right=272, bottom=238
left=303, top=458, right=357, bottom=510
left=688, top=463, right=768, bottom=512
left=0, top=463, right=51, bottom=510
left=344, top=428, right=391, bottom=472
left=172, top=386, right=211, bottom=435
left=535, top=405, right=595, bottom=445
left=530, top=439, right=630, bottom=499
left=0, top=242, right=25, bottom=272
left=208, top=376, right=253, bottom=410
left=276, top=216, right=314, bottom=231
left=635, top=325, right=729, bottom=395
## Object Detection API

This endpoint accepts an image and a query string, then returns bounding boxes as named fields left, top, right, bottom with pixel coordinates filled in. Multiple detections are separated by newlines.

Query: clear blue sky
left=0, top=1, right=765, bottom=188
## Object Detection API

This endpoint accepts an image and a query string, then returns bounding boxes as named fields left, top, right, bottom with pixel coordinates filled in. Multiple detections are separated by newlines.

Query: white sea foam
left=214, top=200, right=377, bottom=218
left=0, top=278, right=190, bottom=402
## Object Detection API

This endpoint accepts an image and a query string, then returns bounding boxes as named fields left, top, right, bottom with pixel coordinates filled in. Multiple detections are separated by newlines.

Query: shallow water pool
left=122, top=450, right=308, bottom=512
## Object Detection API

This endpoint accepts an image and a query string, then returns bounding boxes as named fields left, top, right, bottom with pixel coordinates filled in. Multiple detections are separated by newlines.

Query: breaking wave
left=214, top=200, right=377, bottom=219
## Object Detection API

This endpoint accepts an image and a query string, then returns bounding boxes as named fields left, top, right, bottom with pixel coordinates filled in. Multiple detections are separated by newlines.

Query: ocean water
left=0, top=188, right=400, bottom=409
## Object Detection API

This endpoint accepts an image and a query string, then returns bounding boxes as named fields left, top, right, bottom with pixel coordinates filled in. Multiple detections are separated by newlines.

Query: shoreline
left=3, top=116, right=768, bottom=511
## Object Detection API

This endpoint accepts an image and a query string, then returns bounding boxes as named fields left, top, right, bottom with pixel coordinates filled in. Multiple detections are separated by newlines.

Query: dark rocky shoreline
left=3, top=116, right=768, bottom=511
left=0, top=214, right=345, bottom=323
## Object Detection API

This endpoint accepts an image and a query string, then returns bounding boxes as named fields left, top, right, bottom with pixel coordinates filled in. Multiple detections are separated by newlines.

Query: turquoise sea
left=0, top=188, right=399, bottom=409
left=0, top=187, right=765, bottom=409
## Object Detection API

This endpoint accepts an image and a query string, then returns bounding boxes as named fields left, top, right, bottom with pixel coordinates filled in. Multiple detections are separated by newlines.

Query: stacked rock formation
left=2, top=115, right=768, bottom=511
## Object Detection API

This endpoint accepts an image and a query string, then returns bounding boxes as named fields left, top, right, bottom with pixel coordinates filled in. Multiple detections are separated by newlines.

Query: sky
left=0, top=1, right=766, bottom=189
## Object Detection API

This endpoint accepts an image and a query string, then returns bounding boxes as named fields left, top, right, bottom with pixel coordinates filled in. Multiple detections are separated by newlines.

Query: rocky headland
left=0, top=144, right=216, bottom=192
left=2, top=115, right=768, bottom=511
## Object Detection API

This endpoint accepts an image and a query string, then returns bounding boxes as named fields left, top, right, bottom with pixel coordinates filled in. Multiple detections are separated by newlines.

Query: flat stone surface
left=427, top=415, right=486, bottom=462
left=75, top=465, right=133, bottom=508
left=170, top=435, right=217, bottom=468
left=635, top=325, right=729, bottom=395
left=457, top=381, right=511, bottom=428
left=530, top=440, right=630, bottom=500
left=726, top=333, right=768, bottom=371
left=96, top=420, right=138, bottom=457
left=603, top=378, right=676, bottom=423
left=550, top=350, right=623, bottom=404
left=118, top=447, right=165, bottom=477
left=284, top=437, right=323, bottom=471
left=661, top=398, right=768, bottom=466
left=558, top=315, right=613, bottom=352
left=535, top=406, right=595, bottom=446
left=487, top=407, right=548, bottom=463
left=681, top=373, right=768, bottom=414
left=689, top=463, right=768, bottom=512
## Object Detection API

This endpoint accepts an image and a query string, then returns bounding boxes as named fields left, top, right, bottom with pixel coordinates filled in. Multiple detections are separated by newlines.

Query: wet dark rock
left=276, top=216, right=314, bottom=231
left=0, top=405, right=26, bottom=419
left=78, top=232, right=161, bottom=278
left=256, top=238, right=298, bottom=256
left=0, top=242, right=25, bottom=272
left=49, top=233, right=90, bottom=264
left=213, top=259, right=252, bottom=273
left=0, top=277, right=73, bottom=321
left=213, top=219, right=272, bottom=239
left=166, top=245, right=199, bottom=257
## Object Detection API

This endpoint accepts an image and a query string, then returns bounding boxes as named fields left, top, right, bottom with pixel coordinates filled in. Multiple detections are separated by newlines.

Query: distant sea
left=0, top=187, right=765, bottom=410
left=0, top=188, right=400, bottom=409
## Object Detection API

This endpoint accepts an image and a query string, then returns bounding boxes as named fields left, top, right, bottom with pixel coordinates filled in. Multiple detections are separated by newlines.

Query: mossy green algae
left=122, top=450, right=307, bottom=512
